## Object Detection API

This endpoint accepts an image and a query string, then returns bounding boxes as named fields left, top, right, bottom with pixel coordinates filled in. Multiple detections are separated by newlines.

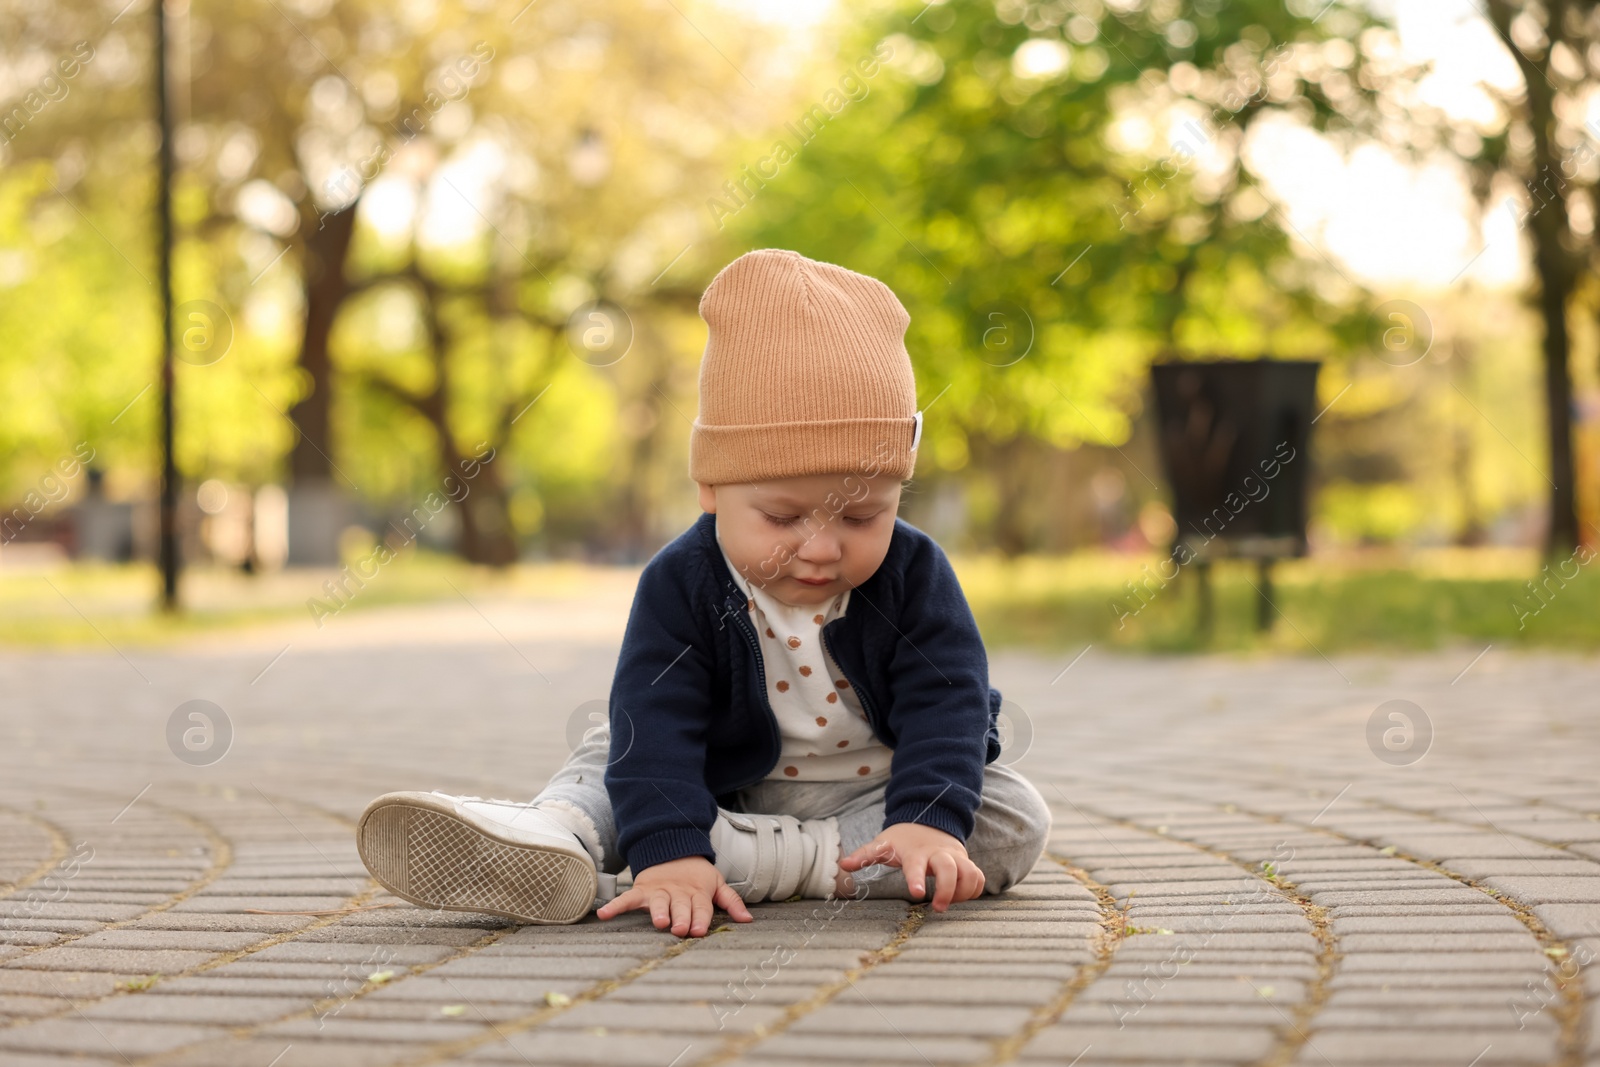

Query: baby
left=356, top=249, right=1052, bottom=939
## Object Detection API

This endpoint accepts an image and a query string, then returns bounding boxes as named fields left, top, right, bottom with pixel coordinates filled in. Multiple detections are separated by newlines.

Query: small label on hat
left=910, top=410, right=923, bottom=451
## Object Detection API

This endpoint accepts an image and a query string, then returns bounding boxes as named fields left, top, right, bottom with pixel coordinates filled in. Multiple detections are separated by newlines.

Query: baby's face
left=699, top=472, right=903, bottom=607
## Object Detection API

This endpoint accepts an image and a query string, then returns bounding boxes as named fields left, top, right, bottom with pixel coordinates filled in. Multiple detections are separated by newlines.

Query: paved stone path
left=0, top=593, right=1597, bottom=1066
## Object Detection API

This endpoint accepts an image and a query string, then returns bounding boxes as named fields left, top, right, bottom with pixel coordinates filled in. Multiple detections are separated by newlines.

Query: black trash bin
left=1149, top=358, right=1321, bottom=632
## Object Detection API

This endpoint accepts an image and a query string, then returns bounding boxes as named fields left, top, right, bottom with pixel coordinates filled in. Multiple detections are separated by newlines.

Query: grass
left=957, top=546, right=1600, bottom=655
left=1, top=546, right=1597, bottom=654
left=0, top=552, right=637, bottom=648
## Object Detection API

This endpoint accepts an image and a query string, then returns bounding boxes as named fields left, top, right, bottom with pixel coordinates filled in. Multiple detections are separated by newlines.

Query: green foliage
left=0, top=160, right=157, bottom=500
left=735, top=0, right=1382, bottom=476
left=0, top=0, right=773, bottom=556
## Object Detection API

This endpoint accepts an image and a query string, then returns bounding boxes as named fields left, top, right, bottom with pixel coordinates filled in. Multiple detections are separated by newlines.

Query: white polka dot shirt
left=716, top=532, right=893, bottom=782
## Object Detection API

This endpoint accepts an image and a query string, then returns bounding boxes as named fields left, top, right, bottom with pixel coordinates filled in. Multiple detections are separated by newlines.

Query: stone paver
left=1, top=602, right=1598, bottom=1065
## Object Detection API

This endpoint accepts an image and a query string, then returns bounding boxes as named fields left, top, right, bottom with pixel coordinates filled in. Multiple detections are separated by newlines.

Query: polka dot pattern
left=715, top=532, right=891, bottom=784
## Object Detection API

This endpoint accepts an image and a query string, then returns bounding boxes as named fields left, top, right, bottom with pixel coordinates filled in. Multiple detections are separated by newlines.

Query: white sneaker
left=711, top=810, right=842, bottom=902
left=357, top=791, right=618, bottom=925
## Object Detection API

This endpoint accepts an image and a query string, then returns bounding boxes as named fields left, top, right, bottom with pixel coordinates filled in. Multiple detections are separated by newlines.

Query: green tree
left=736, top=0, right=1384, bottom=554
left=171, top=0, right=772, bottom=562
left=0, top=0, right=779, bottom=564
left=1474, top=0, right=1596, bottom=555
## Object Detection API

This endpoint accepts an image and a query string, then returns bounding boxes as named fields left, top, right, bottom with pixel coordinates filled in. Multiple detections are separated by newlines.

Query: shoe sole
left=357, top=792, right=598, bottom=925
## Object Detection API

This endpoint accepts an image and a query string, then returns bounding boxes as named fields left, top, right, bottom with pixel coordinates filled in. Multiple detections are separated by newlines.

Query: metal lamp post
left=155, top=0, right=179, bottom=611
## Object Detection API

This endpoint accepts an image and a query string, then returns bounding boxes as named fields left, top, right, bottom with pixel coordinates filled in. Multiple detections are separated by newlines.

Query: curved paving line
left=1120, top=780, right=1587, bottom=1067
left=293, top=798, right=954, bottom=1067
left=0, top=788, right=420, bottom=1044
left=0, top=805, right=70, bottom=900
left=978, top=857, right=1128, bottom=1066
left=0, top=788, right=234, bottom=980
left=1332, top=793, right=1592, bottom=1067
left=396, top=933, right=718, bottom=1067
left=0, top=790, right=386, bottom=1038
left=8, top=783, right=515, bottom=1065
left=121, top=789, right=477, bottom=1065
left=133, top=791, right=706, bottom=1067
left=1146, top=772, right=1592, bottom=1066
left=132, top=917, right=520, bottom=1067
left=1057, top=797, right=1337, bottom=1067
left=682, top=901, right=927, bottom=1067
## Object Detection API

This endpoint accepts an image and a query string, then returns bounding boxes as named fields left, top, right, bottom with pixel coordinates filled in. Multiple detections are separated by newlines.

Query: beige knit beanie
left=689, top=249, right=922, bottom=486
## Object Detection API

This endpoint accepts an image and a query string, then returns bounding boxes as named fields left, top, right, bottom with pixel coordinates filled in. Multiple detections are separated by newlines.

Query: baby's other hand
left=595, top=855, right=753, bottom=938
left=839, top=823, right=985, bottom=911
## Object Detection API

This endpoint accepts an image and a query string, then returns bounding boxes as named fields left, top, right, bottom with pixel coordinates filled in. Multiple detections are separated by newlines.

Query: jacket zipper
left=822, top=623, right=881, bottom=742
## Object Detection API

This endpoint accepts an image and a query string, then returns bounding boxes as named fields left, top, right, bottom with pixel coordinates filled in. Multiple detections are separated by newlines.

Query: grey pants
left=532, top=722, right=1054, bottom=900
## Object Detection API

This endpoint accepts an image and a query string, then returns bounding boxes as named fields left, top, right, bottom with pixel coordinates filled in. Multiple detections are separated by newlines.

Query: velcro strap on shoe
left=774, top=815, right=809, bottom=901
left=752, top=815, right=780, bottom=899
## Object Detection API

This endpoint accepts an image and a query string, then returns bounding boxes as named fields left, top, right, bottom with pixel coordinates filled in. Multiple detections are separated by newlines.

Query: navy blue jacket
left=604, top=510, right=1003, bottom=875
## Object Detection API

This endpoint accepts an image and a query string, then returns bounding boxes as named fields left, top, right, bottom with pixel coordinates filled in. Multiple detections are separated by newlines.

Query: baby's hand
left=595, top=855, right=754, bottom=938
left=839, top=823, right=985, bottom=911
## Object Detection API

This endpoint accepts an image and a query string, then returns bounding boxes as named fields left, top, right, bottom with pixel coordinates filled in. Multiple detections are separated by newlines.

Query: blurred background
left=1, top=0, right=1598, bottom=653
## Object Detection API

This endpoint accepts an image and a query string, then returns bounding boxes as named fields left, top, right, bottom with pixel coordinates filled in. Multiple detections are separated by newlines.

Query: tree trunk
left=287, top=203, right=359, bottom=483
left=1451, top=340, right=1484, bottom=547
left=1534, top=236, right=1579, bottom=555
left=1484, top=0, right=1579, bottom=558
left=409, top=274, right=520, bottom=567
left=975, top=433, right=1033, bottom=558
left=612, top=318, right=672, bottom=562
left=456, top=447, right=519, bottom=567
